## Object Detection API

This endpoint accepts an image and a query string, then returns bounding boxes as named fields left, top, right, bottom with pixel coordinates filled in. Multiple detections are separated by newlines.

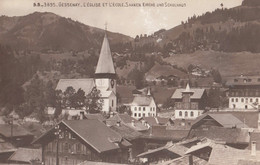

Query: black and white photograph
left=0, top=0, right=260, bottom=164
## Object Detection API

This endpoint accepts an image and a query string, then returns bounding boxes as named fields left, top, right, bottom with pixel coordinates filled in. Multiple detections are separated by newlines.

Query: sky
left=0, top=0, right=243, bottom=37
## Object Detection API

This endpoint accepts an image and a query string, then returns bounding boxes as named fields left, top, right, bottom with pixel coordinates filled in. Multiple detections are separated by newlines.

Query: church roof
left=95, top=34, right=116, bottom=76
left=56, top=79, right=95, bottom=94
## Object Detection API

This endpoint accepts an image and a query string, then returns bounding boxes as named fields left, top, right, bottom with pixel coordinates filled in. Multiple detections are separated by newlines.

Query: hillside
left=164, top=50, right=260, bottom=77
left=0, top=12, right=132, bottom=51
left=134, top=1, right=260, bottom=53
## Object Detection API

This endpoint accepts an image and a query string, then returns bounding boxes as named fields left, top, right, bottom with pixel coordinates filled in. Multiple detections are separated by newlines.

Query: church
left=55, top=32, right=117, bottom=114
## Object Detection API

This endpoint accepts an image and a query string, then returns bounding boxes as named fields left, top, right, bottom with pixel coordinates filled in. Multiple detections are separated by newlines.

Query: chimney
left=116, top=120, right=121, bottom=127
left=80, top=112, right=84, bottom=120
left=131, top=120, right=135, bottom=127
left=251, top=141, right=256, bottom=156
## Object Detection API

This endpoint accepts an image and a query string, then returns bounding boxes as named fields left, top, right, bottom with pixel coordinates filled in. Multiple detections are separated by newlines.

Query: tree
left=73, top=88, right=86, bottom=109
left=63, top=86, right=76, bottom=108
left=211, top=69, right=222, bottom=83
left=85, top=87, right=103, bottom=114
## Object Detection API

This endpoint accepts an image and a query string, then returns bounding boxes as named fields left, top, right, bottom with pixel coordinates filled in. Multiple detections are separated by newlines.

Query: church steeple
left=95, top=31, right=116, bottom=78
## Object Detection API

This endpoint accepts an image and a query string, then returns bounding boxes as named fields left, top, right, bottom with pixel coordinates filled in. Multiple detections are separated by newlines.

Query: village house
left=187, top=113, right=250, bottom=149
left=127, top=89, right=157, bottom=119
left=0, top=124, right=34, bottom=148
left=186, top=138, right=260, bottom=165
left=171, top=84, right=207, bottom=119
left=226, top=75, right=260, bottom=110
left=32, top=119, right=131, bottom=165
left=53, top=33, right=117, bottom=117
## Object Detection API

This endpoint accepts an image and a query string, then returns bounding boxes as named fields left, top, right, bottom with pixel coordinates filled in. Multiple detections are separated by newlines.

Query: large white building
left=128, top=89, right=157, bottom=119
left=55, top=33, right=117, bottom=114
left=226, top=76, right=260, bottom=110
left=171, top=84, right=207, bottom=119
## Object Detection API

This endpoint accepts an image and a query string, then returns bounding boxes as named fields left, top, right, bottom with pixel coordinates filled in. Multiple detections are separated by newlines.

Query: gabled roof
left=137, top=141, right=188, bottom=158
left=110, top=123, right=143, bottom=141
left=95, top=34, right=116, bottom=75
left=131, top=95, right=154, bottom=106
left=8, top=148, right=41, bottom=163
left=171, top=88, right=206, bottom=99
left=209, top=111, right=258, bottom=128
left=56, top=79, right=95, bottom=94
left=109, top=114, right=138, bottom=124
left=0, top=124, right=33, bottom=137
left=0, top=137, right=16, bottom=153
left=188, top=127, right=250, bottom=144
left=192, top=113, right=248, bottom=129
left=208, top=144, right=260, bottom=165
left=145, top=126, right=189, bottom=141
left=33, top=119, right=131, bottom=153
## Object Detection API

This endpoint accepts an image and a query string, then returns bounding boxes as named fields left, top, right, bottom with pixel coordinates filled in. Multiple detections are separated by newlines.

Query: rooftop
left=33, top=119, right=131, bottom=153
left=171, top=88, right=206, bottom=99
left=131, top=95, right=155, bottom=106
left=226, top=76, right=260, bottom=86
left=8, top=148, right=41, bottom=163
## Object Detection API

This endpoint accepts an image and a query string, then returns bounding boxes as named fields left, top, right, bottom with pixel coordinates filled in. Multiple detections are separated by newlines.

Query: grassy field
left=164, top=50, right=260, bottom=77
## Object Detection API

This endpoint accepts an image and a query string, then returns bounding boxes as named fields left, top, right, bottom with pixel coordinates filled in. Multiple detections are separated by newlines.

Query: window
left=139, top=107, right=141, bottom=111
left=138, top=113, right=141, bottom=117
left=76, top=143, right=81, bottom=153
left=134, top=107, right=137, bottom=111
left=150, top=107, right=152, bottom=111
left=179, top=111, right=182, bottom=116
left=231, top=98, right=234, bottom=102
left=250, top=98, right=253, bottom=102
left=64, top=143, right=68, bottom=153
left=256, top=98, right=259, bottom=102
left=190, top=111, right=194, bottom=117
left=185, top=111, right=188, bottom=117
left=236, top=98, right=238, bottom=102
left=112, top=100, right=114, bottom=107
left=245, top=105, right=248, bottom=109
left=134, top=113, right=137, bottom=117
left=143, top=107, right=145, bottom=111
left=143, top=113, right=145, bottom=117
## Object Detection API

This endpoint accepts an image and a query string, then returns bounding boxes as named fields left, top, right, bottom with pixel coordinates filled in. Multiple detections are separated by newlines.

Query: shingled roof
left=188, top=127, right=250, bottom=145
left=171, top=88, right=206, bottom=99
left=192, top=113, right=248, bottom=129
left=8, top=148, right=41, bottom=163
left=33, top=119, right=131, bottom=153
left=95, top=34, right=116, bottom=75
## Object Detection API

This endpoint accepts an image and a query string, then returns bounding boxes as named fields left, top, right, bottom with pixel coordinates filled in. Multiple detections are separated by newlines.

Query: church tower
left=95, top=32, right=117, bottom=112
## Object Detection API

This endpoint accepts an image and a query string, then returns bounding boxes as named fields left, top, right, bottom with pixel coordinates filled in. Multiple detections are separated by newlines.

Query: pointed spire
left=147, top=88, right=151, bottom=96
left=95, top=31, right=116, bottom=78
left=182, top=83, right=193, bottom=94
left=184, top=83, right=191, bottom=92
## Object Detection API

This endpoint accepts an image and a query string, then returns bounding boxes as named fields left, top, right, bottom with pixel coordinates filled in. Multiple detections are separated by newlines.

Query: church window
left=185, top=111, right=188, bottom=117
left=179, top=111, right=182, bottom=117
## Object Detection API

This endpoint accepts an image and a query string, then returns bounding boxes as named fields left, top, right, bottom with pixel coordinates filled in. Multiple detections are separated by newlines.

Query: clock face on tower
left=111, top=79, right=115, bottom=88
